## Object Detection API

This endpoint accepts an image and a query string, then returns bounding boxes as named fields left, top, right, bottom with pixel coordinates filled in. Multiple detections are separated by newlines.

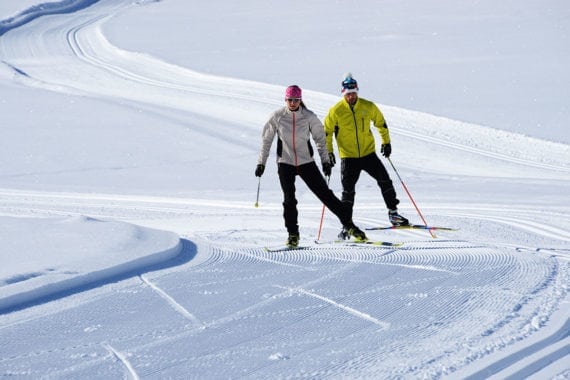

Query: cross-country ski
left=264, top=245, right=311, bottom=253
left=365, top=224, right=457, bottom=231
left=315, top=239, right=404, bottom=247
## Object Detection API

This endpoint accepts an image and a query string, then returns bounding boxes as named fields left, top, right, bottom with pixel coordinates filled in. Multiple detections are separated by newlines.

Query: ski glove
left=328, top=152, right=336, bottom=167
left=255, top=164, right=265, bottom=177
left=381, top=143, right=392, bottom=158
left=322, top=162, right=332, bottom=177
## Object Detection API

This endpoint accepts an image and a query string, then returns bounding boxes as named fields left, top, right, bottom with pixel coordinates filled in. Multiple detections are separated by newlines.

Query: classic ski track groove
left=274, top=285, right=391, bottom=329
left=1, top=1, right=568, bottom=174
left=0, top=188, right=567, bottom=242
left=390, top=127, right=569, bottom=172
left=144, top=241, right=564, bottom=378
left=102, top=343, right=140, bottom=380
left=360, top=210, right=570, bottom=242
left=139, top=275, right=202, bottom=325
left=461, top=319, right=570, bottom=379
left=1, top=231, right=563, bottom=378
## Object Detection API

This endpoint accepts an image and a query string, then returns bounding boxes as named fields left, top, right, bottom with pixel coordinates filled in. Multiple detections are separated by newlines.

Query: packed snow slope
left=0, top=0, right=568, bottom=379
left=102, top=0, right=570, bottom=144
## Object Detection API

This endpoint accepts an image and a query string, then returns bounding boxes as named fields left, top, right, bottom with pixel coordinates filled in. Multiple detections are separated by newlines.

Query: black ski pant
left=278, top=162, right=351, bottom=234
left=340, top=152, right=399, bottom=219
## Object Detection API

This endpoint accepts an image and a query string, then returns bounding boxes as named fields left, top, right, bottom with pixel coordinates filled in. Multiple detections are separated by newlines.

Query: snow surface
left=0, top=0, right=568, bottom=378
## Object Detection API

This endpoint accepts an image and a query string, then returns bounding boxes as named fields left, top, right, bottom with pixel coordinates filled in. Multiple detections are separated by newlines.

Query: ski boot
left=286, top=233, right=300, bottom=248
left=389, top=209, right=409, bottom=226
left=338, top=226, right=350, bottom=240
left=339, top=223, right=367, bottom=242
left=348, top=225, right=367, bottom=241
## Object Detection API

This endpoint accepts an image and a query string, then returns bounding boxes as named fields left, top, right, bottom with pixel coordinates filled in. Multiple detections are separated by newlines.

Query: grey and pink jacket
left=257, top=106, right=330, bottom=167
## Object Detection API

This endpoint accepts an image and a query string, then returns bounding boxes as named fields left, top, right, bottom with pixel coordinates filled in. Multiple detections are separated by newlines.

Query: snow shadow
left=0, top=239, right=197, bottom=315
left=0, top=0, right=99, bottom=36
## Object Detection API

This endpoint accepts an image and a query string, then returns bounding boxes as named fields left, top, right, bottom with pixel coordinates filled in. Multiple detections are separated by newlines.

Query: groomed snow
left=0, top=0, right=568, bottom=378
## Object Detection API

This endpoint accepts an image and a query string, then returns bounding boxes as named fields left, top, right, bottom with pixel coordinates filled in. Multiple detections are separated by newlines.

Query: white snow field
left=0, top=0, right=568, bottom=378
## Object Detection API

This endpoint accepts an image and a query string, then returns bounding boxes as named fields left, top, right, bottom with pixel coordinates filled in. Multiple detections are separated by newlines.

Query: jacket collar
left=343, top=97, right=359, bottom=110
left=285, top=106, right=302, bottom=114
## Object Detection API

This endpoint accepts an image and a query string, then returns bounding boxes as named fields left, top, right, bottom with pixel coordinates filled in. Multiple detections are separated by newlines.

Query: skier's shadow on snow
left=0, top=239, right=197, bottom=315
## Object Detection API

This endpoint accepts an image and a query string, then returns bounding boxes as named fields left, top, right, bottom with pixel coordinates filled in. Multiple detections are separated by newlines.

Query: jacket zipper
left=292, top=112, right=298, bottom=167
left=350, top=108, right=361, bottom=157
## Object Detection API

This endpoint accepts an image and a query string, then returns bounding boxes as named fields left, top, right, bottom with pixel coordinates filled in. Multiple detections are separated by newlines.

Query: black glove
left=322, top=162, right=332, bottom=177
left=255, top=164, right=265, bottom=177
left=381, top=143, right=392, bottom=158
left=328, top=152, right=336, bottom=167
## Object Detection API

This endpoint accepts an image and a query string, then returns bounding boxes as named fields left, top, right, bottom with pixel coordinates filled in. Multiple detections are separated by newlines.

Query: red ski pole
left=387, top=157, right=436, bottom=238
left=316, top=175, right=330, bottom=241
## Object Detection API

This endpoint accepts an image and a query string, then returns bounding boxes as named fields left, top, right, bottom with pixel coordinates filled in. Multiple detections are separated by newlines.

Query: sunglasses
left=286, top=98, right=301, bottom=103
left=342, top=79, right=358, bottom=90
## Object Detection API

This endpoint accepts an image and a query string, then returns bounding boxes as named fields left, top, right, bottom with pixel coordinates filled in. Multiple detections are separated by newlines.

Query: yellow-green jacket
left=324, top=97, right=390, bottom=158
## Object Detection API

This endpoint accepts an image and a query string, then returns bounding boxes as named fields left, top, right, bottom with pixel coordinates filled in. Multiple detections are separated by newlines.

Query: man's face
left=344, top=92, right=358, bottom=106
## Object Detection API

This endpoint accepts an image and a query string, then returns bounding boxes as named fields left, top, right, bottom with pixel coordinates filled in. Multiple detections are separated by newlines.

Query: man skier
left=324, top=73, right=409, bottom=239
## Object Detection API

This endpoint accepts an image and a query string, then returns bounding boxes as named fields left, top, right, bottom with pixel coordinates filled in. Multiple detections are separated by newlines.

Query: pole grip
left=254, top=177, right=261, bottom=208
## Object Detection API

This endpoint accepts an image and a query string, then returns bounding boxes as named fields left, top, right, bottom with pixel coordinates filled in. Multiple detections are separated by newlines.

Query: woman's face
left=286, top=98, right=301, bottom=111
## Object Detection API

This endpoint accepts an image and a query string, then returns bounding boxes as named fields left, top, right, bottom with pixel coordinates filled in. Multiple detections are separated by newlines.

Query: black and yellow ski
left=365, top=224, right=456, bottom=231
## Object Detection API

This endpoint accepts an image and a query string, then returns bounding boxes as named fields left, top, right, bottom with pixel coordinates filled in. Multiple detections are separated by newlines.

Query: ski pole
left=254, top=177, right=261, bottom=208
left=387, top=157, right=436, bottom=238
left=316, top=175, right=331, bottom=241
